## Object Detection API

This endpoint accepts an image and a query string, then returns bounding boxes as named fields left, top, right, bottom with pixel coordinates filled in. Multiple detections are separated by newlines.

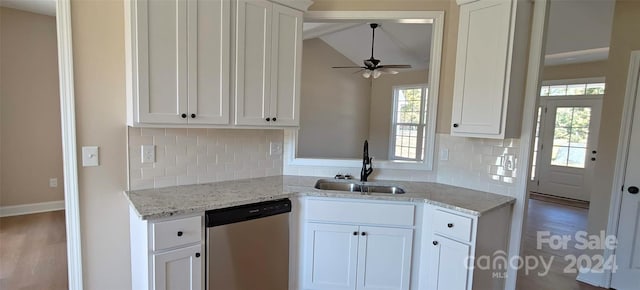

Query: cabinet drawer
left=433, top=210, right=473, bottom=242
left=306, top=199, right=415, bottom=227
left=152, top=216, right=202, bottom=251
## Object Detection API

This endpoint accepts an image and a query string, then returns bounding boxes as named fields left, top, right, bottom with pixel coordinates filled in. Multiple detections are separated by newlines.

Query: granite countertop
left=124, top=175, right=516, bottom=220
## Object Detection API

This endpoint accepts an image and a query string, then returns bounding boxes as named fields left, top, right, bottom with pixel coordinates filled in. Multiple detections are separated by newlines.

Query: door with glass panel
left=536, top=97, right=602, bottom=201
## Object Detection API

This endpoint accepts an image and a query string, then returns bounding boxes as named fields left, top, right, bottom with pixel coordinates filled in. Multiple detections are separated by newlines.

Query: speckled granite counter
left=124, top=175, right=515, bottom=220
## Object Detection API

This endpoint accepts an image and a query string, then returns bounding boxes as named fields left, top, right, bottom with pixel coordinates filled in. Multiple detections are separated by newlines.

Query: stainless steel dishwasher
left=205, top=198, right=291, bottom=290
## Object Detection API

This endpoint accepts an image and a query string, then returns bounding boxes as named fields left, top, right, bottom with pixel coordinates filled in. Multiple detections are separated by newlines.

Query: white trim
left=602, top=50, right=640, bottom=288
left=0, top=200, right=65, bottom=217
left=56, top=0, right=83, bottom=289
left=284, top=10, right=444, bottom=173
left=506, top=0, right=549, bottom=289
left=576, top=267, right=607, bottom=288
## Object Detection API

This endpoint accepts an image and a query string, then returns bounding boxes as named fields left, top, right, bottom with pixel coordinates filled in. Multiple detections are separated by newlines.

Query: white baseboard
left=576, top=267, right=606, bottom=288
left=0, top=200, right=65, bottom=217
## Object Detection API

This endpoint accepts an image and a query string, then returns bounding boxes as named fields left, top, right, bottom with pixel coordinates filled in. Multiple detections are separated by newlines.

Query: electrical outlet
left=504, top=154, right=515, bottom=171
left=142, top=145, right=155, bottom=164
left=439, top=148, right=449, bottom=161
left=270, top=142, right=283, bottom=156
left=49, top=178, right=58, bottom=188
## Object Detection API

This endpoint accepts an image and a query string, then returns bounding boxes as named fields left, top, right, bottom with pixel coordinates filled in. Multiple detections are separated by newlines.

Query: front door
left=611, top=60, right=640, bottom=289
left=535, top=97, right=602, bottom=201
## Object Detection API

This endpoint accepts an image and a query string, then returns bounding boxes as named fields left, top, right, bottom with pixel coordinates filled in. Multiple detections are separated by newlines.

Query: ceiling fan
left=332, top=23, right=412, bottom=78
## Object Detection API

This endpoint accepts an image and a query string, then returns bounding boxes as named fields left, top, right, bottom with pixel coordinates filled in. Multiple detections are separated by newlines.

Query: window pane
left=567, top=147, right=586, bottom=168
left=549, top=85, right=567, bottom=96
left=540, top=86, right=550, bottom=96
left=553, top=127, right=570, bottom=146
left=570, top=128, right=589, bottom=148
left=555, top=107, right=574, bottom=127
left=571, top=107, right=591, bottom=128
left=586, top=83, right=605, bottom=95
left=566, top=84, right=586, bottom=95
left=551, top=146, right=569, bottom=166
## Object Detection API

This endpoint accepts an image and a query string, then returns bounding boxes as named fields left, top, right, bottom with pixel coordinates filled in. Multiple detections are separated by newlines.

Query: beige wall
left=0, top=8, right=64, bottom=207
left=298, top=38, right=372, bottom=159
left=369, top=69, right=429, bottom=159
left=587, top=2, right=640, bottom=242
left=71, top=0, right=131, bottom=289
left=542, top=60, right=608, bottom=81
left=309, top=0, right=459, bottom=134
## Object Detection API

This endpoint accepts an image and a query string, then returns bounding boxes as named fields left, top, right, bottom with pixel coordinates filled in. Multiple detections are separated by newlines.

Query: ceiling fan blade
left=378, top=64, right=412, bottom=69
left=332, top=66, right=367, bottom=69
left=378, top=68, right=399, bottom=75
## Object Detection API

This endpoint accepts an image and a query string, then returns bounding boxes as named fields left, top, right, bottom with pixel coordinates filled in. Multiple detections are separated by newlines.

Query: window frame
left=389, top=84, right=430, bottom=161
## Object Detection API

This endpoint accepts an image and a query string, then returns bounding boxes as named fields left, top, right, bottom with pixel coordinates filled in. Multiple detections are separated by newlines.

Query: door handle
left=629, top=186, right=639, bottom=194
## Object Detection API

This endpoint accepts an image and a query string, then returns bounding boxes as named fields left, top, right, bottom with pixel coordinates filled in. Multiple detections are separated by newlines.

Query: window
left=530, top=106, right=542, bottom=181
left=390, top=85, right=431, bottom=161
left=551, top=107, right=591, bottom=168
left=540, top=82, right=605, bottom=97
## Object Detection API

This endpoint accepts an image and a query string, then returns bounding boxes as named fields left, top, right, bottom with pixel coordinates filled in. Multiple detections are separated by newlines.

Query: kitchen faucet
left=360, top=140, right=373, bottom=182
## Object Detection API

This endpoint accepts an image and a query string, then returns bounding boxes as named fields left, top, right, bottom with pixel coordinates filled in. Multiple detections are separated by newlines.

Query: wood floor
left=0, top=211, right=68, bottom=290
left=516, top=199, right=606, bottom=290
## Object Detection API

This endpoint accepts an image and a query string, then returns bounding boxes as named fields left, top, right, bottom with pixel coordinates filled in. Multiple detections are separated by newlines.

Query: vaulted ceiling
left=304, top=0, right=616, bottom=68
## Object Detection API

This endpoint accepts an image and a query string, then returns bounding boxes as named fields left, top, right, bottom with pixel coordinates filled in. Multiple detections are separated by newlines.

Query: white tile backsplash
left=283, top=133, right=520, bottom=196
left=128, top=127, right=283, bottom=190
left=436, top=134, right=520, bottom=196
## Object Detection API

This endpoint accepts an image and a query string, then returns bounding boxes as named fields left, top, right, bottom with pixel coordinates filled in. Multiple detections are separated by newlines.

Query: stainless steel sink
left=314, top=179, right=405, bottom=194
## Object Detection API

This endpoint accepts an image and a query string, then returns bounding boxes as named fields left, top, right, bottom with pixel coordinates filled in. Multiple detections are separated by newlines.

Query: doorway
left=529, top=81, right=605, bottom=202
left=0, top=4, right=68, bottom=289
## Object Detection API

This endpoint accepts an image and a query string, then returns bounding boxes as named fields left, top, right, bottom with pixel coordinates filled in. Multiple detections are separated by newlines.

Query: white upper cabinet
left=451, top=0, right=531, bottom=139
left=126, top=0, right=229, bottom=126
left=234, top=0, right=302, bottom=126
left=188, top=0, right=231, bottom=125
left=126, top=0, right=308, bottom=127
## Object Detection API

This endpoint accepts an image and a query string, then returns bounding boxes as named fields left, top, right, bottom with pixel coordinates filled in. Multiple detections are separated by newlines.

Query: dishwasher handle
left=205, top=198, right=291, bottom=227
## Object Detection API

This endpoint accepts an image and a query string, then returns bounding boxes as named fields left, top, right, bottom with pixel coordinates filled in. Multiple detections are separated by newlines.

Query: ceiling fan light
left=372, top=70, right=382, bottom=79
left=362, top=70, right=372, bottom=78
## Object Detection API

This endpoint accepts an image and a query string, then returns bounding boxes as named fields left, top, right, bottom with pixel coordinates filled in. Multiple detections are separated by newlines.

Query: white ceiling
left=304, top=22, right=433, bottom=71
left=0, top=0, right=56, bottom=16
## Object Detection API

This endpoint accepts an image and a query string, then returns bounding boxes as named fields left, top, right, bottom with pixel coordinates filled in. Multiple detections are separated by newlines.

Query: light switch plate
left=141, top=145, right=155, bottom=164
left=82, top=146, right=99, bottom=167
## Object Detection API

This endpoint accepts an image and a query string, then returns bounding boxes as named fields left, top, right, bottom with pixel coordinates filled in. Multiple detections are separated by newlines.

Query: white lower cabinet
left=303, top=223, right=359, bottom=289
left=420, top=205, right=512, bottom=290
left=427, top=235, right=471, bottom=290
left=153, top=244, right=203, bottom=290
left=129, top=207, right=204, bottom=290
left=301, top=199, right=415, bottom=290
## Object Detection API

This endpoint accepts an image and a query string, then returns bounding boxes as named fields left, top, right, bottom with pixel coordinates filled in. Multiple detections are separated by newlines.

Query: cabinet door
left=269, top=4, right=302, bottom=126
left=426, top=235, right=471, bottom=290
left=136, top=0, right=188, bottom=124
left=234, top=0, right=272, bottom=125
left=187, top=0, right=230, bottom=124
left=303, top=223, right=359, bottom=290
left=357, top=227, right=413, bottom=290
left=451, top=0, right=511, bottom=137
left=153, top=244, right=203, bottom=290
